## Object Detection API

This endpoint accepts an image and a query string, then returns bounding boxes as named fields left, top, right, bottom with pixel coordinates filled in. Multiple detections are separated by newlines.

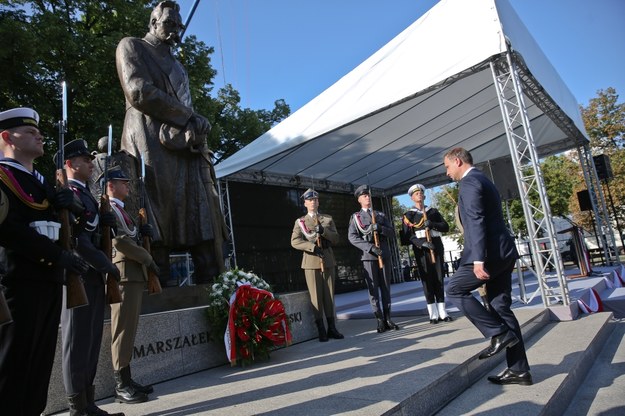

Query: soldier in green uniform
left=291, top=189, right=344, bottom=342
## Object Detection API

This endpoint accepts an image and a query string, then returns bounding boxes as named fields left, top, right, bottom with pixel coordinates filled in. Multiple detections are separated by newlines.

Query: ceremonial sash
left=0, top=165, right=49, bottom=210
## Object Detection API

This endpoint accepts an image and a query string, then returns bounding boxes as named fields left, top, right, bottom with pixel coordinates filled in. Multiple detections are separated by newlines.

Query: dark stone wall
left=227, top=181, right=377, bottom=294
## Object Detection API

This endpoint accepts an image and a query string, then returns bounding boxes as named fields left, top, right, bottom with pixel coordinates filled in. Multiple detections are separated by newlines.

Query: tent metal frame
left=490, top=50, right=570, bottom=307
left=578, top=144, right=619, bottom=264
left=215, top=48, right=616, bottom=309
left=217, top=179, right=237, bottom=269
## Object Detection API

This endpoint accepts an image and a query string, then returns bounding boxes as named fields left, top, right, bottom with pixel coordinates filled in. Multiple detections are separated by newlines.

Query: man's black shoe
left=478, top=330, right=519, bottom=359
left=488, top=368, right=533, bottom=385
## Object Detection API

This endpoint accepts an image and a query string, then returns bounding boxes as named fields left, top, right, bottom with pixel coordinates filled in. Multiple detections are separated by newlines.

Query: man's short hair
left=444, top=147, right=473, bottom=165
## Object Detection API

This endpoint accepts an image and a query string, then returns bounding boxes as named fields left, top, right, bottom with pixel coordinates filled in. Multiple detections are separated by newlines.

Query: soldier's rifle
left=57, top=81, right=88, bottom=309
left=367, top=175, right=384, bottom=269
left=100, top=125, right=122, bottom=304
left=311, top=180, right=325, bottom=273
left=421, top=201, right=437, bottom=264
left=139, top=155, right=162, bottom=295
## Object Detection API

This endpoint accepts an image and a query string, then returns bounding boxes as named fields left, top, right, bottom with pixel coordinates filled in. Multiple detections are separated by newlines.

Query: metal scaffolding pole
left=490, top=52, right=570, bottom=307
left=381, top=194, right=402, bottom=283
left=217, top=179, right=237, bottom=269
left=577, top=144, right=618, bottom=265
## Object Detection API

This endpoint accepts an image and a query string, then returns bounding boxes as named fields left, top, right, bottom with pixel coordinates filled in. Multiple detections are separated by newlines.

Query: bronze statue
left=115, top=0, right=227, bottom=284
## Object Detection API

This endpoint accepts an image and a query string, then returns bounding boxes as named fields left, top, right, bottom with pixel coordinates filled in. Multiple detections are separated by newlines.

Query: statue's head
left=149, top=1, right=184, bottom=46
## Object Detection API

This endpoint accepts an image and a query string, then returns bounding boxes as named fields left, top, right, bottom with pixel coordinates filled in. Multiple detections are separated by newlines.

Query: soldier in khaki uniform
left=106, top=166, right=159, bottom=404
left=291, top=189, right=344, bottom=342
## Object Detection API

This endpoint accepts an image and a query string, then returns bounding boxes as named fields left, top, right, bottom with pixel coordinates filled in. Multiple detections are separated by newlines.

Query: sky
left=181, top=0, right=624, bottom=111
left=179, top=0, right=625, bottom=205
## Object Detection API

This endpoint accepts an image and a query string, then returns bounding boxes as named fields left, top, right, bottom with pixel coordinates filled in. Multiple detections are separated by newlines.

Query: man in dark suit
left=443, top=148, right=531, bottom=386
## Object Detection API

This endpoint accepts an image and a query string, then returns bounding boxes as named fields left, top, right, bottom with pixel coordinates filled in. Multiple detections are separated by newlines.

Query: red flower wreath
left=224, top=283, right=292, bottom=365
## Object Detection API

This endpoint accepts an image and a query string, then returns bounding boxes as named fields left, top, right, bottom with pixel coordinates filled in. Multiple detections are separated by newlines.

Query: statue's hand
left=190, top=113, right=211, bottom=135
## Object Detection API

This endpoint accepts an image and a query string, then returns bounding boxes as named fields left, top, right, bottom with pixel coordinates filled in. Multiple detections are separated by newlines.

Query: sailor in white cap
left=291, top=188, right=343, bottom=342
left=0, top=107, right=89, bottom=415
left=400, top=184, right=452, bottom=324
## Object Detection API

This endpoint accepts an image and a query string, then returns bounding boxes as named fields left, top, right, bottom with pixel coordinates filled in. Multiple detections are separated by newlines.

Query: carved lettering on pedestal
left=133, top=330, right=211, bottom=359
left=288, top=311, right=302, bottom=324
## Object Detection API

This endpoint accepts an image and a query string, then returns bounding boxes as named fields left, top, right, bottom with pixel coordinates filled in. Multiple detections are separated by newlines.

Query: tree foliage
left=0, top=0, right=289, bottom=177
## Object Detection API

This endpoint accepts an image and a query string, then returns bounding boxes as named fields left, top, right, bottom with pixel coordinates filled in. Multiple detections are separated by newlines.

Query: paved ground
left=51, top=267, right=625, bottom=415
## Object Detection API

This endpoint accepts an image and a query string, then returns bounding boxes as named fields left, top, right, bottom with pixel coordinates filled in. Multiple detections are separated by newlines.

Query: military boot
left=375, top=311, right=386, bottom=333
left=67, top=391, right=88, bottom=416
left=127, top=365, right=154, bottom=394
left=326, top=317, right=344, bottom=339
left=383, top=307, right=400, bottom=330
left=114, top=366, right=148, bottom=404
left=315, top=318, right=329, bottom=342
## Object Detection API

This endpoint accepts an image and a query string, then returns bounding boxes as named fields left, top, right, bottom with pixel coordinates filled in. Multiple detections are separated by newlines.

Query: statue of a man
left=115, top=0, right=227, bottom=284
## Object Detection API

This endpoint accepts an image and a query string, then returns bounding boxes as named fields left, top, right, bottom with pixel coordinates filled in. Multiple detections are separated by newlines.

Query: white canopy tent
left=215, top=0, right=614, bottom=310
left=215, top=0, right=586, bottom=193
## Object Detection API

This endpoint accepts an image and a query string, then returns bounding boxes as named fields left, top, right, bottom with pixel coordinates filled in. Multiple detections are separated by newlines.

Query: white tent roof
left=215, top=0, right=588, bottom=196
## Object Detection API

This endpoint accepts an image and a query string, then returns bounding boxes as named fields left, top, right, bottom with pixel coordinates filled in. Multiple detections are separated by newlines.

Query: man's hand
left=421, top=241, right=435, bottom=251
left=52, top=188, right=85, bottom=216
left=314, top=224, right=324, bottom=235
left=473, top=263, right=490, bottom=281
left=58, top=251, right=89, bottom=275
left=140, top=223, right=154, bottom=239
left=370, top=246, right=383, bottom=257
left=371, top=223, right=379, bottom=232
left=189, top=113, right=211, bottom=135
left=423, top=220, right=432, bottom=229
left=313, top=245, right=324, bottom=257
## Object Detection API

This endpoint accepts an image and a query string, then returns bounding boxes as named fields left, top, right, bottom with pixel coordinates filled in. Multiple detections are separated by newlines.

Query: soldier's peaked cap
left=64, top=139, right=95, bottom=160
left=0, top=107, right=39, bottom=131
left=354, top=185, right=370, bottom=198
left=301, top=188, right=319, bottom=199
left=107, top=165, right=130, bottom=181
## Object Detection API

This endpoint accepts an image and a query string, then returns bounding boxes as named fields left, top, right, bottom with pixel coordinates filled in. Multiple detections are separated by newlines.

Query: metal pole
left=180, top=0, right=201, bottom=40
left=604, top=179, right=625, bottom=255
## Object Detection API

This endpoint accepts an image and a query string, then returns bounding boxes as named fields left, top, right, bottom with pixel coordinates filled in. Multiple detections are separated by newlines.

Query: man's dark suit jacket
left=458, top=168, right=518, bottom=267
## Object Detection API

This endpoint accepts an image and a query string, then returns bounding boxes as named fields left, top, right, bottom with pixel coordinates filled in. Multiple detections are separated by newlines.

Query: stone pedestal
left=44, top=290, right=315, bottom=414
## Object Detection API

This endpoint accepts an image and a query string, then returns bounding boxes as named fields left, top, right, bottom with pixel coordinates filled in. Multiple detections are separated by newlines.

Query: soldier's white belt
left=30, top=221, right=61, bottom=242
left=415, top=230, right=441, bottom=238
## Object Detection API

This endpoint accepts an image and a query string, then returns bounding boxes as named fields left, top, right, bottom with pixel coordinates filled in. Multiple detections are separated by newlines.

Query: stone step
left=563, top=317, right=625, bottom=415
left=436, top=311, right=616, bottom=416
left=77, top=308, right=550, bottom=416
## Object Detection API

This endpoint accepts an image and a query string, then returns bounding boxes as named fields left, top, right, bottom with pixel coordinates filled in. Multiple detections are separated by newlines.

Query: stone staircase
left=76, top=307, right=624, bottom=416
left=434, top=311, right=618, bottom=416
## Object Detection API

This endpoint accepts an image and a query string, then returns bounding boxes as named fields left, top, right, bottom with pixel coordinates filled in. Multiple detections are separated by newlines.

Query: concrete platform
left=49, top=265, right=625, bottom=415
left=56, top=309, right=549, bottom=416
